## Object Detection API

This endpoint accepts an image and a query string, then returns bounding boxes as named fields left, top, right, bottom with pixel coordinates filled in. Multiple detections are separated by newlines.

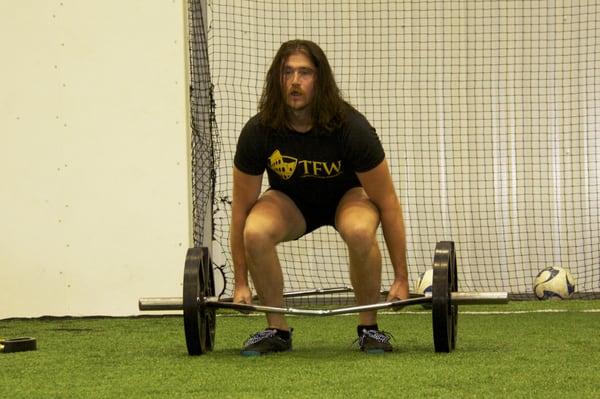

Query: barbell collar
left=139, top=297, right=183, bottom=311
left=450, top=291, right=508, bottom=304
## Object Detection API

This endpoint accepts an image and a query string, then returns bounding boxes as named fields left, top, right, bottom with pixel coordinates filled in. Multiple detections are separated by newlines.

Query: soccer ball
left=415, top=269, right=433, bottom=308
left=415, top=269, right=433, bottom=295
left=533, top=266, right=576, bottom=300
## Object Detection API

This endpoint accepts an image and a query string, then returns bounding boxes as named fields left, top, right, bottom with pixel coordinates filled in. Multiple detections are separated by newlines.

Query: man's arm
left=230, top=166, right=263, bottom=303
left=356, top=159, right=409, bottom=301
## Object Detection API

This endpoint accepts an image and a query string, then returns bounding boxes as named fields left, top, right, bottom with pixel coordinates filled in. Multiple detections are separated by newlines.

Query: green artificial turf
left=1, top=300, right=599, bottom=398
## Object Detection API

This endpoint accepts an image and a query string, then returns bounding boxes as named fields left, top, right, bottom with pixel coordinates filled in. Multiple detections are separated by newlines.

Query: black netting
left=189, top=1, right=600, bottom=302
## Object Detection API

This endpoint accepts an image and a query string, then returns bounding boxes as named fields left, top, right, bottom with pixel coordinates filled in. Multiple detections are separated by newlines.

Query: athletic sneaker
left=240, top=328, right=292, bottom=356
left=357, top=329, right=394, bottom=354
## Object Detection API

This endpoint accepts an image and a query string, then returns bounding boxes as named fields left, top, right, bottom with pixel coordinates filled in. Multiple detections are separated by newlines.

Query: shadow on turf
left=163, top=339, right=504, bottom=358
left=167, top=343, right=441, bottom=359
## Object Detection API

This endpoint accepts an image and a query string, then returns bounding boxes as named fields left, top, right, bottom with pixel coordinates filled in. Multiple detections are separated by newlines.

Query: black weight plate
left=1, top=337, right=37, bottom=353
left=183, top=247, right=208, bottom=356
left=432, top=241, right=458, bottom=353
left=202, top=248, right=216, bottom=352
left=450, top=245, right=458, bottom=350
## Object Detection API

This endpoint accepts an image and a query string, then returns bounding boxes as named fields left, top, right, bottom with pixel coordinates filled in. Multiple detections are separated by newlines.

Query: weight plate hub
left=432, top=241, right=458, bottom=353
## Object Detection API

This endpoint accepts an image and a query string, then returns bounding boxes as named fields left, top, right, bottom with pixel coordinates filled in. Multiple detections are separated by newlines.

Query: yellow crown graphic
left=268, top=150, right=297, bottom=180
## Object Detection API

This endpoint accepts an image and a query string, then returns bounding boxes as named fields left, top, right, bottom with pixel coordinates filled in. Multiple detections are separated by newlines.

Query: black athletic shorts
left=268, top=186, right=360, bottom=236
left=266, top=188, right=338, bottom=235
left=291, top=196, right=338, bottom=235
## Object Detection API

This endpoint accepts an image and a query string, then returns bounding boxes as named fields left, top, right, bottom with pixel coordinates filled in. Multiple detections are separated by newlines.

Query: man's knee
left=338, top=222, right=377, bottom=256
left=243, top=222, right=277, bottom=257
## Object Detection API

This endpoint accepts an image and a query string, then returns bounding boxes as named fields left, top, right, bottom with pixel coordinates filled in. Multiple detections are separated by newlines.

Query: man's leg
left=243, top=190, right=306, bottom=331
left=335, top=187, right=382, bottom=325
left=335, top=187, right=394, bottom=353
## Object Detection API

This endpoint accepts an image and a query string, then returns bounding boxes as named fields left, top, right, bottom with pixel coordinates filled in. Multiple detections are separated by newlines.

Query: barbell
left=138, top=241, right=509, bottom=355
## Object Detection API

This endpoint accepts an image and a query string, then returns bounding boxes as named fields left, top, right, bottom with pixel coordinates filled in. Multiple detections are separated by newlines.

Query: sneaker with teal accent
left=240, top=328, right=292, bottom=356
left=357, top=329, right=393, bottom=354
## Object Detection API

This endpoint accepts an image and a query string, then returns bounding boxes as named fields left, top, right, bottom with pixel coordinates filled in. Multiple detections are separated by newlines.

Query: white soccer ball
left=533, top=266, right=576, bottom=300
left=415, top=269, right=433, bottom=295
left=415, top=269, right=434, bottom=309
left=415, top=268, right=433, bottom=295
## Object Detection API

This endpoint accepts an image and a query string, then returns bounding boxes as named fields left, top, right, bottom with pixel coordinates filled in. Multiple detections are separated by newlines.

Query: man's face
left=281, top=52, right=316, bottom=112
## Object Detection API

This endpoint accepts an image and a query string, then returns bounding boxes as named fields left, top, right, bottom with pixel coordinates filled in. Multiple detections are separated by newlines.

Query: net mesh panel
left=189, top=0, right=600, bottom=302
left=189, top=0, right=217, bottom=249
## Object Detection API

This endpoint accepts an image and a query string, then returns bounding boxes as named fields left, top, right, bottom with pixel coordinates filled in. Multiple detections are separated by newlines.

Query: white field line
left=218, top=308, right=600, bottom=317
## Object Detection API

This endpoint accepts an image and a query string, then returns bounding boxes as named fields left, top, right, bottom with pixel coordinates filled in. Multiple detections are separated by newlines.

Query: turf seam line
left=216, top=308, right=600, bottom=317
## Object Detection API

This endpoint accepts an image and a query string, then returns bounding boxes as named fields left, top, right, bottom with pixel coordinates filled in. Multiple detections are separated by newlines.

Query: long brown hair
left=258, top=39, right=352, bottom=133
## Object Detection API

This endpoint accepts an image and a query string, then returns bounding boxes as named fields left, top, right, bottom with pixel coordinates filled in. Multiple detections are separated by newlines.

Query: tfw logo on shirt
left=268, top=149, right=342, bottom=180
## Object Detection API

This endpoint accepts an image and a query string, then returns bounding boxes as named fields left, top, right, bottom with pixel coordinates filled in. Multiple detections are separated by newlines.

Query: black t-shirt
left=234, top=110, right=385, bottom=207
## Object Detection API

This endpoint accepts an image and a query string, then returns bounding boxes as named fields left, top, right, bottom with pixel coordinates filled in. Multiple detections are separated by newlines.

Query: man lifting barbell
left=137, top=41, right=510, bottom=357
left=230, top=39, right=409, bottom=355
